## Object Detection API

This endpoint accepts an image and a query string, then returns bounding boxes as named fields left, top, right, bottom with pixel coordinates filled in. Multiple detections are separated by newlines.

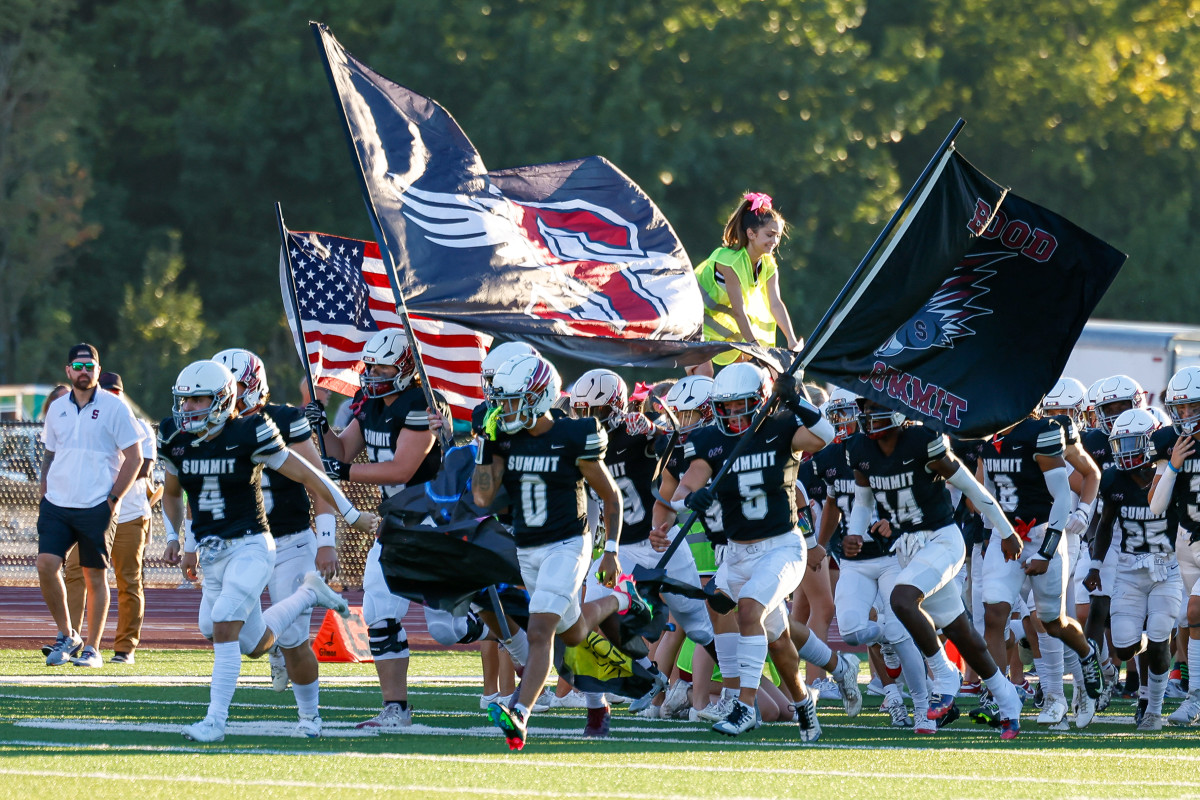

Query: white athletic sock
left=293, top=679, right=319, bottom=719
left=925, top=649, right=959, bottom=694
left=737, top=634, right=769, bottom=692
left=894, top=637, right=929, bottom=713
left=1032, top=656, right=1048, bottom=691
left=882, top=682, right=902, bottom=705
left=714, top=632, right=740, bottom=682
left=500, top=628, right=529, bottom=668
left=635, top=656, right=655, bottom=671
left=1037, top=633, right=1065, bottom=698
left=1189, top=638, right=1200, bottom=682
left=207, top=641, right=241, bottom=727
left=796, top=633, right=833, bottom=670
left=1063, top=648, right=1085, bottom=698
left=984, top=668, right=1021, bottom=720
left=262, top=586, right=316, bottom=640
left=614, top=591, right=631, bottom=613
left=584, top=692, right=607, bottom=709
left=1148, top=668, right=1169, bottom=715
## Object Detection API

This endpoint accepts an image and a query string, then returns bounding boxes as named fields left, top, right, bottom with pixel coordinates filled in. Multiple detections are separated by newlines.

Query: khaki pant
left=64, top=516, right=150, bottom=653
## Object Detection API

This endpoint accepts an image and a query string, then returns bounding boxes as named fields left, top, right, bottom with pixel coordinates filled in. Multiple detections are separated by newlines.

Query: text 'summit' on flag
left=279, top=229, right=490, bottom=421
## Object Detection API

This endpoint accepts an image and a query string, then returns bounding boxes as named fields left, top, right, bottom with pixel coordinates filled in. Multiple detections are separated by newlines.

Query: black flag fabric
left=312, top=23, right=753, bottom=369
left=805, top=150, right=1127, bottom=438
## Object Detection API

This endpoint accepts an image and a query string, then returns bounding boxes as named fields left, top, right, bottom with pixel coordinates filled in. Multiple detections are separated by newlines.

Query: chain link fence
left=0, top=422, right=381, bottom=590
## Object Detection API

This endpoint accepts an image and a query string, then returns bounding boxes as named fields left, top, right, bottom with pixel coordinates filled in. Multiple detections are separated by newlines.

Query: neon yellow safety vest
left=694, top=246, right=778, bottom=366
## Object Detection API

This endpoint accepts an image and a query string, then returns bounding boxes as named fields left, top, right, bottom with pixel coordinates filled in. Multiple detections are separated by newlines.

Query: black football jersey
left=158, top=414, right=285, bottom=540
left=1081, top=427, right=1113, bottom=470
left=497, top=416, right=607, bottom=547
left=1151, top=427, right=1200, bottom=540
left=817, top=437, right=888, bottom=560
left=1099, top=466, right=1174, bottom=555
left=656, top=431, right=726, bottom=544
left=356, top=385, right=444, bottom=500
left=602, top=426, right=658, bottom=544
left=981, top=417, right=1065, bottom=527
left=1046, top=413, right=1080, bottom=447
left=684, top=412, right=801, bottom=542
left=846, top=425, right=955, bottom=535
left=258, top=403, right=315, bottom=537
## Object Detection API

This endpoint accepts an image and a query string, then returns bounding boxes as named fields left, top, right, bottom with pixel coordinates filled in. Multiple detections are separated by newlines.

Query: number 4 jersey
left=845, top=425, right=955, bottom=535
left=158, top=414, right=286, bottom=540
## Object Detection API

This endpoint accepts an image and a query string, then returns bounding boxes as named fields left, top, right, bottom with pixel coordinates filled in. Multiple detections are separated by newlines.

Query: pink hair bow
left=744, top=192, right=773, bottom=212
left=630, top=381, right=653, bottom=402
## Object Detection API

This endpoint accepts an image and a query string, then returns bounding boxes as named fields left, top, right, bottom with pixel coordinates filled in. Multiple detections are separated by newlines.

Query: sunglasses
left=70, top=362, right=98, bottom=371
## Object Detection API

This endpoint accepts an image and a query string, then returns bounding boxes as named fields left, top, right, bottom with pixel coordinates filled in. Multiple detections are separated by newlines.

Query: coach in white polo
left=38, top=343, right=144, bottom=668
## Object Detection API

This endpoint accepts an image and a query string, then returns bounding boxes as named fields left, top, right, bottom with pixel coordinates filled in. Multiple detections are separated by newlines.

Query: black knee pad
left=369, top=619, right=410, bottom=659
left=457, top=612, right=487, bottom=645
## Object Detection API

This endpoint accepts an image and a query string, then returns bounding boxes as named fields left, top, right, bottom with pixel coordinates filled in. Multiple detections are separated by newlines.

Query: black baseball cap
left=67, top=343, right=100, bottom=364
left=99, top=372, right=124, bottom=393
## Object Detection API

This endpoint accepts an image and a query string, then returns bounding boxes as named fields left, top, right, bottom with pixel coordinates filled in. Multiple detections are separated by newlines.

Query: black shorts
left=37, top=499, right=113, bottom=569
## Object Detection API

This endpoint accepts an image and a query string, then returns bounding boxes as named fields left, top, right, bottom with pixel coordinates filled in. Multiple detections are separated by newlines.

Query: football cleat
left=1074, top=691, right=1097, bottom=729
left=583, top=705, right=611, bottom=738
left=1032, top=681, right=1045, bottom=709
left=182, top=717, right=225, bottom=743
left=697, top=693, right=737, bottom=723
left=661, top=679, right=692, bottom=719
left=914, top=716, right=937, bottom=735
left=927, top=692, right=957, bottom=721
left=936, top=701, right=961, bottom=728
left=1138, top=711, right=1165, bottom=731
left=296, top=715, right=321, bottom=738
left=613, top=574, right=652, bottom=626
left=531, top=689, right=557, bottom=712
left=879, top=642, right=903, bottom=679
left=487, top=701, right=528, bottom=751
left=303, top=572, right=349, bottom=618
left=550, top=690, right=588, bottom=710
left=269, top=649, right=289, bottom=693
left=811, top=677, right=841, bottom=701
left=882, top=696, right=913, bottom=728
left=970, top=694, right=1002, bottom=728
left=959, top=680, right=982, bottom=696
left=1037, top=694, right=1068, bottom=725
left=795, top=695, right=822, bottom=743
left=1079, top=641, right=1105, bottom=699
left=712, top=699, right=757, bottom=736
left=356, top=703, right=413, bottom=730
left=636, top=704, right=662, bottom=719
left=1168, top=693, right=1200, bottom=726
left=999, top=716, right=1021, bottom=740
left=1135, top=697, right=1149, bottom=726
left=1166, top=679, right=1189, bottom=700
left=629, top=668, right=669, bottom=713
left=833, top=653, right=863, bottom=717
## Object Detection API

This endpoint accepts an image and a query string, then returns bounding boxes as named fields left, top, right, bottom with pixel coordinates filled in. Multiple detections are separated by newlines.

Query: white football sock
left=925, top=648, right=959, bottom=694
left=796, top=633, right=834, bottom=670
left=207, top=641, right=241, bottom=727
left=293, top=679, right=319, bottom=719
left=1037, top=632, right=1065, bottom=698
left=984, top=668, right=1022, bottom=720
left=714, top=632, right=740, bottom=684
left=1148, top=668, right=1169, bottom=715
left=737, top=634, right=769, bottom=692
left=500, top=628, right=529, bottom=668
left=585, top=692, right=607, bottom=709
left=1188, top=637, right=1200, bottom=685
left=893, top=637, right=929, bottom=713
left=1063, top=648, right=1085, bottom=698
left=263, top=586, right=317, bottom=640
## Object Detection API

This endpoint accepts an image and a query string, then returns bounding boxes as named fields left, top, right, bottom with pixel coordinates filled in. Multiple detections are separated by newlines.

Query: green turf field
left=1, top=649, right=1197, bottom=800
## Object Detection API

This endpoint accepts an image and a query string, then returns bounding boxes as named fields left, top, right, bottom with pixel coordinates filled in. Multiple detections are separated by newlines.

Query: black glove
left=321, top=456, right=351, bottom=481
left=684, top=487, right=716, bottom=513
left=774, top=374, right=822, bottom=428
left=304, top=400, right=329, bottom=433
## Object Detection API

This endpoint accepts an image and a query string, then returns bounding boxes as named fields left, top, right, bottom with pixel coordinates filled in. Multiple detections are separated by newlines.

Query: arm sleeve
left=1043, top=466, right=1072, bottom=530
left=848, top=484, right=873, bottom=538
left=947, top=464, right=1015, bottom=538
left=1149, top=461, right=1176, bottom=516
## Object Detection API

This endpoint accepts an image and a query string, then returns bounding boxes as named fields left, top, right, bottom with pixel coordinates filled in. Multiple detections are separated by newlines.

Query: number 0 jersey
left=496, top=416, right=607, bottom=548
left=684, top=412, right=802, bottom=542
left=258, top=403, right=315, bottom=537
left=981, top=416, right=1065, bottom=527
left=846, top=425, right=955, bottom=535
left=355, top=385, right=444, bottom=500
left=1099, top=466, right=1175, bottom=555
left=158, top=414, right=286, bottom=540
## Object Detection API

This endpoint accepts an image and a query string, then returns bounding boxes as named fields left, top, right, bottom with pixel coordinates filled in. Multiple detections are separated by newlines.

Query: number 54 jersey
left=845, top=425, right=955, bottom=535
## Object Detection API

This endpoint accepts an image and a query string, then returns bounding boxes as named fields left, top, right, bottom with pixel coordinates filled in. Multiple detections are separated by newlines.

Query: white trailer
left=1062, top=319, right=1200, bottom=403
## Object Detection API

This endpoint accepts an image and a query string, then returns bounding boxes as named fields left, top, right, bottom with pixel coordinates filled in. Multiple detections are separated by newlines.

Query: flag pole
left=653, top=118, right=967, bottom=572
left=276, top=202, right=329, bottom=461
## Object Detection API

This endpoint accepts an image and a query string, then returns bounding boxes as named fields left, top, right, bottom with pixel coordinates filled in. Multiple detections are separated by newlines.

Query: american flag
left=279, top=230, right=490, bottom=421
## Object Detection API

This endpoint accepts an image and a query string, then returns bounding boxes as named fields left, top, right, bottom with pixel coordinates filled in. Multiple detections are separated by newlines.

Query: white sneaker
left=480, top=692, right=501, bottom=711
left=882, top=696, right=913, bottom=728
left=355, top=703, right=412, bottom=729
left=45, top=632, right=83, bottom=666
left=303, top=572, right=349, bottom=618
left=269, top=650, right=289, bottom=693
left=866, top=675, right=885, bottom=697
left=712, top=699, right=757, bottom=736
left=1037, top=693, right=1069, bottom=725
left=1074, top=691, right=1096, bottom=729
left=697, top=694, right=736, bottom=723
left=812, top=677, right=841, bottom=700
left=531, top=689, right=555, bottom=712
left=913, top=715, right=937, bottom=735
left=834, top=653, right=863, bottom=717
left=795, top=695, right=822, bottom=743
left=71, top=646, right=102, bottom=668
left=606, top=693, right=630, bottom=706
left=1138, top=711, right=1165, bottom=731
left=552, top=690, right=589, bottom=709
left=1166, top=679, right=1189, bottom=699
left=661, top=679, right=692, bottom=719
left=636, top=704, right=662, bottom=719
left=182, top=717, right=225, bottom=742
left=629, top=669, right=669, bottom=713
left=296, top=714, right=321, bottom=738
left=1168, top=693, right=1200, bottom=726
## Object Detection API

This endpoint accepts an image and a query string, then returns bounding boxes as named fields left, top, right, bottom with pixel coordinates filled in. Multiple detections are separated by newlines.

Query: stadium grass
left=1, top=650, right=1198, bottom=799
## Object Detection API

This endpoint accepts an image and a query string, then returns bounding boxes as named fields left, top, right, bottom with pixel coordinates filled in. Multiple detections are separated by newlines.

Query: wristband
left=182, top=519, right=197, bottom=554
left=1037, top=527, right=1063, bottom=561
left=1169, top=461, right=1182, bottom=473
left=805, top=533, right=819, bottom=550
left=1090, top=559, right=1104, bottom=572
left=603, top=539, right=618, bottom=554
left=108, top=493, right=120, bottom=505
left=342, top=506, right=361, bottom=527
left=315, top=513, right=337, bottom=547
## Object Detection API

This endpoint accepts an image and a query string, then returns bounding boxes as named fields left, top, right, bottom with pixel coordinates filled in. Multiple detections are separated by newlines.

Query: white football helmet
left=856, top=397, right=906, bottom=439
left=1041, top=377, right=1087, bottom=429
left=172, top=360, right=238, bottom=438
left=481, top=341, right=540, bottom=399
left=823, top=387, right=860, bottom=441
left=1165, top=366, right=1200, bottom=436
left=360, top=329, right=416, bottom=398
left=212, top=348, right=269, bottom=414
left=1093, top=374, right=1148, bottom=434
left=711, top=363, right=769, bottom=436
left=491, top=355, right=562, bottom=433
left=570, top=368, right=628, bottom=431
left=1108, top=408, right=1159, bottom=471
left=662, top=375, right=714, bottom=435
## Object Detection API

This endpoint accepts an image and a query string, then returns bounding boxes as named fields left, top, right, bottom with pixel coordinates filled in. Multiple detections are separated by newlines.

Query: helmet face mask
left=360, top=330, right=416, bottom=399
left=1108, top=408, right=1158, bottom=471
left=1166, top=366, right=1200, bottom=436
left=856, top=399, right=905, bottom=439
left=824, top=388, right=860, bottom=441
left=1093, top=374, right=1147, bottom=434
left=172, top=361, right=238, bottom=438
left=570, top=369, right=627, bottom=431
left=663, top=375, right=714, bottom=436
left=711, top=364, right=768, bottom=437
left=491, top=355, right=561, bottom=434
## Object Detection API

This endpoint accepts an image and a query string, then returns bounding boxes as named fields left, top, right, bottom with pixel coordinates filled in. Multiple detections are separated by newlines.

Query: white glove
left=895, top=531, right=928, bottom=563
left=1149, top=554, right=1176, bottom=583
left=1064, top=507, right=1090, bottom=538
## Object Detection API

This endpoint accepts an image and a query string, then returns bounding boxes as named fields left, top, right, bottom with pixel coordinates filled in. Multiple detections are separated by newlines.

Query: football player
left=847, top=398, right=1024, bottom=740
left=669, top=363, right=849, bottom=743
left=474, top=354, right=648, bottom=751
left=212, top=348, right=336, bottom=737
left=305, top=329, right=447, bottom=729
left=160, top=360, right=375, bottom=743
left=1087, top=408, right=1181, bottom=730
